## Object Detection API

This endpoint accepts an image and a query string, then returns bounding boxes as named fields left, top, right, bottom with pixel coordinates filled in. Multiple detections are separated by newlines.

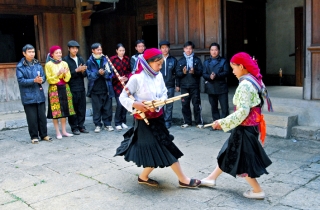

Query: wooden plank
left=157, top=0, right=166, bottom=42
left=176, top=0, right=187, bottom=46
left=311, top=51, right=320, bottom=99
left=204, top=0, right=221, bottom=48
left=188, top=0, right=200, bottom=48
left=81, top=10, right=93, bottom=20
left=312, top=0, right=320, bottom=44
left=168, top=0, right=175, bottom=44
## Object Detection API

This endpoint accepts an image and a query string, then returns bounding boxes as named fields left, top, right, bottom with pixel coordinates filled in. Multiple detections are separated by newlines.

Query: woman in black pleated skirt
left=114, top=48, right=201, bottom=188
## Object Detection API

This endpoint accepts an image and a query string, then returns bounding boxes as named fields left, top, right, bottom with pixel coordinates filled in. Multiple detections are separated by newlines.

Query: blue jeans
left=163, top=87, right=175, bottom=127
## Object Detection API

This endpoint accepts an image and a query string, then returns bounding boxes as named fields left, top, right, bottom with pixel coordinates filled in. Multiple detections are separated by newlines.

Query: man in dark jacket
left=176, top=41, right=203, bottom=128
left=63, top=40, right=89, bottom=135
left=16, top=44, right=52, bottom=144
left=203, top=42, right=229, bottom=125
left=130, top=39, right=145, bottom=74
left=86, top=43, right=115, bottom=133
left=159, top=40, right=178, bottom=129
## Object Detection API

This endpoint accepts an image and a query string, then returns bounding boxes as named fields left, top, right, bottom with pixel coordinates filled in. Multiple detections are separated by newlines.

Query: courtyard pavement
left=0, top=116, right=319, bottom=210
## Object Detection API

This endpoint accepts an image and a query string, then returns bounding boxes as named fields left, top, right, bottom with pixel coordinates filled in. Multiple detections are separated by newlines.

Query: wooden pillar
left=305, top=0, right=320, bottom=100
left=75, top=0, right=87, bottom=59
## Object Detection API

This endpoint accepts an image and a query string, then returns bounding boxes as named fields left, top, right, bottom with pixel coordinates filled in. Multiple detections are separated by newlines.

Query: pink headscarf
left=230, top=52, right=262, bottom=81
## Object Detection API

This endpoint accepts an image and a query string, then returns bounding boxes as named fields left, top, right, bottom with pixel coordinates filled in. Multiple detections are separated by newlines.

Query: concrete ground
left=1, top=116, right=320, bottom=210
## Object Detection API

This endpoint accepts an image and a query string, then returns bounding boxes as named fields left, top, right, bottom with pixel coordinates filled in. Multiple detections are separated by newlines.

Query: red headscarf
left=130, top=48, right=163, bottom=77
left=143, top=48, right=162, bottom=60
left=50, top=45, right=62, bottom=56
left=230, top=52, right=262, bottom=81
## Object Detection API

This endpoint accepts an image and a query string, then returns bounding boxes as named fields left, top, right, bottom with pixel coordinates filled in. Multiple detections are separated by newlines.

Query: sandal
left=41, top=136, right=52, bottom=142
left=31, top=138, right=39, bottom=144
left=179, top=178, right=201, bottom=188
left=138, top=177, right=159, bottom=187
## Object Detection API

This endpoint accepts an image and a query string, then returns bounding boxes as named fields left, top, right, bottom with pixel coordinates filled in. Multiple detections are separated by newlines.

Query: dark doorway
left=0, top=14, right=36, bottom=63
left=224, top=0, right=266, bottom=86
left=142, top=25, right=158, bottom=48
left=295, top=7, right=303, bottom=87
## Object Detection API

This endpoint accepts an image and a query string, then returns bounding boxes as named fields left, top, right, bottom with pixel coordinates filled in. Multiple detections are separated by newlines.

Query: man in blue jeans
left=159, top=40, right=178, bottom=129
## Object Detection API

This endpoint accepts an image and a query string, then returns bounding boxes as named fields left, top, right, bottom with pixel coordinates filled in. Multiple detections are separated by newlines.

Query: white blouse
left=119, top=70, right=168, bottom=112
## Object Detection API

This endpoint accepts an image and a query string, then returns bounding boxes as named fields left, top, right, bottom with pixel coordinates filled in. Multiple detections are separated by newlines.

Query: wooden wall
left=158, top=0, right=221, bottom=56
left=0, top=0, right=75, bottom=8
left=307, top=0, right=320, bottom=99
left=38, top=13, right=77, bottom=61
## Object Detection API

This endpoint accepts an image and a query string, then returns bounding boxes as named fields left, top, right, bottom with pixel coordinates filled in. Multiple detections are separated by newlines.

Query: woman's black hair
left=91, top=43, right=101, bottom=50
left=209, top=42, right=220, bottom=50
left=146, top=54, right=163, bottom=64
left=116, top=43, right=125, bottom=50
left=22, top=44, right=34, bottom=53
left=259, top=93, right=265, bottom=108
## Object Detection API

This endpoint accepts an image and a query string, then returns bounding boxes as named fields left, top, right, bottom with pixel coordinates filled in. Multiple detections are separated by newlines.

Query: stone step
left=291, top=125, right=320, bottom=141
left=264, top=112, right=298, bottom=138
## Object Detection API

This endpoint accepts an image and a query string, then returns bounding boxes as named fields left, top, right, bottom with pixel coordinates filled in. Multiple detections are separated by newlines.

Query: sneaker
left=105, top=126, right=114, bottom=132
left=196, top=124, right=204, bottom=129
left=181, top=124, right=190, bottom=128
left=243, top=190, right=265, bottom=200
left=115, top=125, right=122, bottom=131
left=94, top=126, right=101, bottom=133
left=121, top=123, right=128, bottom=129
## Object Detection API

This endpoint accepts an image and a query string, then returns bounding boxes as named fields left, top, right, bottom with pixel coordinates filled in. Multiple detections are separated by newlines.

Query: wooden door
left=295, top=7, right=303, bottom=86
left=224, top=0, right=266, bottom=86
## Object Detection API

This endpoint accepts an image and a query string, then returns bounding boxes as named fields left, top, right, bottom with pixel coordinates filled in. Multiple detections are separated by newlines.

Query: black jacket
left=62, top=54, right=87, bottom=92
left=176, top=55, right=203, bottom=89
left=160, top=55, right=178, bottom=88
left=202, top=56, right=229, bottom=94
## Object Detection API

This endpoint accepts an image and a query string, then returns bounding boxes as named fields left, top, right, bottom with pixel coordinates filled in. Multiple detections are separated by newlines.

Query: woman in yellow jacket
left=45, top=46, right=75, bottom=139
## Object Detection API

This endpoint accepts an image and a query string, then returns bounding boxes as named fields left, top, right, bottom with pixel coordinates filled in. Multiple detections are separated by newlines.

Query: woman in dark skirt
left=45, top=46, right=75, bottom=139
left=115, top=48, right=201, bottom=188
left=200, top=52, right=273, bottom=199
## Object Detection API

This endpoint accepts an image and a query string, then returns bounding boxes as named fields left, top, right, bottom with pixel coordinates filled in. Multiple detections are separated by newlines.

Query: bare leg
left=60, top=118, right=68, bottom=135
left=205, top=165, right=223, bottom=180
left=139, top=167, right=155, bottom=181
left=244, top=176, right=263, bottom=193
left=53, top=119, right=61, bottom=136
left=170, top=161, right=190, bottom=184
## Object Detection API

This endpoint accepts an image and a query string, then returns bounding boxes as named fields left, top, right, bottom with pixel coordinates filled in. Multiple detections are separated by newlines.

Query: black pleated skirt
left=217, top=126, right=272, bottom=178
left=114, top=116, right=184, bottom=168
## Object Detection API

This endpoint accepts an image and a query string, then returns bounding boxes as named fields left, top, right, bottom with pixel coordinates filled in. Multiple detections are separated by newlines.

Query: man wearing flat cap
left=63, top=40, right=89, bottom=135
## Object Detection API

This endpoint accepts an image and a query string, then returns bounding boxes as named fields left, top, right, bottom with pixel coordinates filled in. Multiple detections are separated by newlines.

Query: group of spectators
left=16, top=39, right=230, bottom=144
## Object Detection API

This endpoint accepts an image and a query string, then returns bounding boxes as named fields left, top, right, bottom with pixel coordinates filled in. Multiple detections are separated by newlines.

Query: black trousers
left=114, top=96, right=127, bottom=126
left=163, top=87, right=175, bottom=127
left=24, top=102, right=48, bottom=139
left=208, top=93, right=229, bottom=121
left=91, top=93, right=113, bottom=127
left=68, top=90, right=87, bottom=131
left=181, top=87, right=203, bottom=125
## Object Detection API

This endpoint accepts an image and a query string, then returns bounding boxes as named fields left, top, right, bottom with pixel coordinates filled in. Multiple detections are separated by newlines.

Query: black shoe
left=72, top=130, right=81, bottom=135
left=80, top=128, right=89, bottom=133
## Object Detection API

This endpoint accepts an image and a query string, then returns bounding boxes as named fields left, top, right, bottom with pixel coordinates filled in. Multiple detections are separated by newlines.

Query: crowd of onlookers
left=16, top=39, right=230, bottom=144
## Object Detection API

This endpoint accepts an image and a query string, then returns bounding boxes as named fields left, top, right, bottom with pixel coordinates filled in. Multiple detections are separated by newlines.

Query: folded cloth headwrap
left=46, top=45, right=62, bottom=64
left=231, top=52, right=262, bottom=81
left=135, top=48, right=162, bottom=77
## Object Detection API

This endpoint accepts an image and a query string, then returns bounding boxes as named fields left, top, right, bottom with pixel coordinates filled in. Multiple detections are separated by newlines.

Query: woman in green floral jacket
left=200, top=52, right=273, bottom=200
